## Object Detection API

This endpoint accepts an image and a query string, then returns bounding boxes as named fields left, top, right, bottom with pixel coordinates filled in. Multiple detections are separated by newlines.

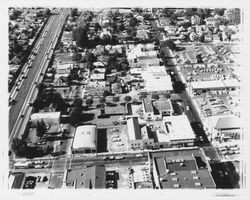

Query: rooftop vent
left=173, top=184, right=180, bottom=188
left=191, top=170, right=197, bottom=174
left=170, top=172, right=177, bottom=176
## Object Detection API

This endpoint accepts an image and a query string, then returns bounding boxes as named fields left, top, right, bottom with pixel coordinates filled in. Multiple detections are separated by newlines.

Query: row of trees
left=11, top=137, right=54, bottom=157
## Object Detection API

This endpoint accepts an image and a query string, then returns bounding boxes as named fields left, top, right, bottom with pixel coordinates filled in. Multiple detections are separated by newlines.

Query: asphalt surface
left=10, top=153, right=148, bottom=173
left=9, top=12, right=66, bottom=137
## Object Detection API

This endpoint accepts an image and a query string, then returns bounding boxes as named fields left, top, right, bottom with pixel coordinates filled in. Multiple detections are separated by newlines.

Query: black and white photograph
left=1, top=0, right=249, bottom=199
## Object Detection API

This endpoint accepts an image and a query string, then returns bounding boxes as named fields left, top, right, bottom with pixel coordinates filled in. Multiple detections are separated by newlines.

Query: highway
left=9, top=10, right=68, bottom=147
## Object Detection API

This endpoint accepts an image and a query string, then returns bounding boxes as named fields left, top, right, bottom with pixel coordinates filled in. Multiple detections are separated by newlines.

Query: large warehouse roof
left=72, top=125, right=96, bottom=150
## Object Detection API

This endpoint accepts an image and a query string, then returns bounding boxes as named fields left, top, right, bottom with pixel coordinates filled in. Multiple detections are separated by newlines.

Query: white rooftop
left=190, top=80, right=225, bottom=90
left=142, top=72, right=173, bottom=92
left=72, top=125, right=96, bottom=149
left=31, top=112, right=61, bottom=120
left=162, top=115, right=196, bottom=141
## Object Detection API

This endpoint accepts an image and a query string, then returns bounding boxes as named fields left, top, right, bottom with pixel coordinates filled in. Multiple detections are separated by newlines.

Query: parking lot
left=48, top=172, right=64, bottom=189
left=180, top=63, right=230, bottom=83
left=23, top=172, right=50, bottom=189
left=107, top=125, right=129, bottom=153
left=195, top=95, right=233, bottom=118
left=106, top=161, right=151, bottom=189
left=213, top=140, right=241, bottom=161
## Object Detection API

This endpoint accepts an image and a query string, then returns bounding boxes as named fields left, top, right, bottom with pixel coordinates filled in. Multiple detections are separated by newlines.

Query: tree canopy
left=124, top=95, right=132, bottom=102
left=129, top=17, right=139, bottom=27
left=69, top=107, right=82, bottom=126
left=73, top=98, right=83, bottom=107
left=36, top=120, right=47, bottom=138
left=71, top=8, right=78, bottom=17
left=151, top=94, right=160, bottom=100
left=86, top=98, right=94, bottom=107
left=72, top=26, right=88, bottom=48
left=72, top=52, right=82, bottom=62
left=11, top=137, right=27, bottom=156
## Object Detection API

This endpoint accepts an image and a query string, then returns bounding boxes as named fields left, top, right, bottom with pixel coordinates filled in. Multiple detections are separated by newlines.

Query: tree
left=103, top=90, right=110, bottom=97
left=164, top=93, right=171, bottom=99
left=101, top=34, right=111, bottom=45
left=185, top=8, right=197, bottom=16
left=113, top=96, right=120, bottom=103
left=44, top=8, right=51, bottom=16
left=13, top=38, right=22, bottom=54
left=36, top=120, right=47, bottom=138
left=198, top=34, right=205, bottom=42
left=73, top=98, right=83, bottom=107
left=143, top=14, right=151, bottom=21
left=162, top=8, right=174, bottom=17
left=51, top=92, right=65, bottom=111
left=86, top=98, right=94, bottom=107
left=9, top=9, right=21, bottom=20
left=86, top=52, right=96, bottom=63
left=151, top=94, right=160, bottom=100
left=182, top=22, right=192, bottom=29
left=123, top=95, right=132, bottom=115
left=72, top=26, right=88, bottom=48
left=111, top=22, right=118, bottom=33
left=99, top=97, right=106, bottom=108
left=99, top=97, right=106, bottom=104
left=11, top=137, right=27, bottom=156
left=69, top=107, right=82, bottom=126
left=164, top=40, right=176, bottom=51
left=94, top=22, right=102, bottom=33
left=72, top=52, right=82, bottom=62
left=44, top=145, right=54, bottom=155
left=71, top=8, right=78, bottom=17
left=214, top=8, right=225, bottom=16
left=119, top=23, right=125, bottom=32
left=129, top=17, right=138, bottom=27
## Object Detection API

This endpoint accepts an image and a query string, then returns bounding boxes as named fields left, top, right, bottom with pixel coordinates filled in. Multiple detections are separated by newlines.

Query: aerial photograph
left=7, top=6, right=242, bottom=190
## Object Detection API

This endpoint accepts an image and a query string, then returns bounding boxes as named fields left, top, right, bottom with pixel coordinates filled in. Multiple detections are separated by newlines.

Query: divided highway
left=9, top=10, right=68, bottom=147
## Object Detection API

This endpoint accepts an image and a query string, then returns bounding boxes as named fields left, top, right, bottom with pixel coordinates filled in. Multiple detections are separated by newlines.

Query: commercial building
left=214, top=116, right=241, bottom=140
left=142, top=98, right=173, bottom=121
left=188, top=79, right=240, bottom=95
left=127, top=117, right=154, bottom=150
left=55, top=63, right=73, bottom=78
left=8, top=172, right=25, bottom=189
left=72, top=125, right=97, bottom=154
left=64, top=165, right=106, bottom=189
left=142, top=71, right=173, bottom=94
left=150, top=148, right=216, bottom=189
left=30, top=112, right=61, bottom=126
left=162, top=115, right=196, bottom=147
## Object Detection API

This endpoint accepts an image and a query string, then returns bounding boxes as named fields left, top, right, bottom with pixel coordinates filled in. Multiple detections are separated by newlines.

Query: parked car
left=112, top=121, right=119, bottom=125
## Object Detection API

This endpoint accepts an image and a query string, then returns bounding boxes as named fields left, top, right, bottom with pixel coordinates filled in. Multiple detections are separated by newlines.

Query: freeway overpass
left=9, top=10, right=68, bottom=147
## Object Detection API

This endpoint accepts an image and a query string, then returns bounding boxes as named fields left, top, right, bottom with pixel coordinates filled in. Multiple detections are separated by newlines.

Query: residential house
left=136, top=30, right=149, bottom=40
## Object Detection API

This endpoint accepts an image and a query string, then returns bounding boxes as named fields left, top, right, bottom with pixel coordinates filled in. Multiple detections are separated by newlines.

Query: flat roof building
left=72, top=125, right=97, bottom=154
left=127, top=117, right=154, bottom=150
left=30, top=112, right=61, bottom=126
left=8, top=172, right=25, bottom=189
left=65, top=165, right=106, bottom=189
left=142, top=72, right=173, bottom=94
left=162, top=115, right=196, bottom=146
left=150, top=148, right=216, bottom=189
